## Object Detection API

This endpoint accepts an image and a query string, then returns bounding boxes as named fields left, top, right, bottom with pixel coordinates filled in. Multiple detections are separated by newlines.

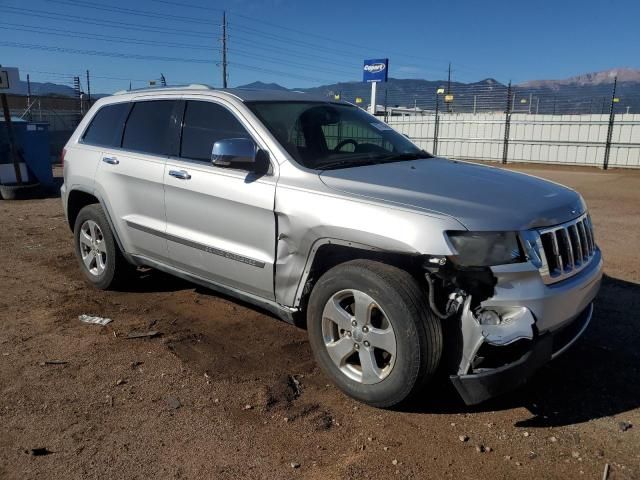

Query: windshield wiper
left=316, top=151, right=431, bottom=170
left=316, top=159, right=375, bottom=170
left=375, top=151, right=432, bottom=162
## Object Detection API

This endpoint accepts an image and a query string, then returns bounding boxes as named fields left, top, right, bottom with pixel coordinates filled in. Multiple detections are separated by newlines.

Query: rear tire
left=73, top=204, right=133, bottom=290
left=307, top=259, right=442, bottom=408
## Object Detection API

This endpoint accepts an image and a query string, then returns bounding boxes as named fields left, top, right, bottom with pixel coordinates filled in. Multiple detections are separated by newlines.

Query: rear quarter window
left=82, top=102, right=131, bottom=147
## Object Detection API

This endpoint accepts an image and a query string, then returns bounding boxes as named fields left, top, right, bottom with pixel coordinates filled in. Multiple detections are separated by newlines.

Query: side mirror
left=211, top=138, right=258, bottom=168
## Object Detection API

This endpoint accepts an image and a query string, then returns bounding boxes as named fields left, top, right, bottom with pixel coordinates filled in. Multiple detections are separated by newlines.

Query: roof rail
left=113, top=84, right=214, bottom=95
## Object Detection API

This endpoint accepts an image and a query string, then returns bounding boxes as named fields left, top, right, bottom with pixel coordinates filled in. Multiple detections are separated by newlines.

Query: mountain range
left=240, top=68, right=640, bottom=114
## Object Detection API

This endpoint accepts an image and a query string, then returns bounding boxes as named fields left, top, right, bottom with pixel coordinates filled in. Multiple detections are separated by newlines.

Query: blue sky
left=1, top=0, right=638, bottom=93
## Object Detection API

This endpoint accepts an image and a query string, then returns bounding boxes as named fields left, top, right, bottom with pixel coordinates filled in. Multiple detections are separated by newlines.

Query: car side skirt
left=130, top=254, right=298, bottom=324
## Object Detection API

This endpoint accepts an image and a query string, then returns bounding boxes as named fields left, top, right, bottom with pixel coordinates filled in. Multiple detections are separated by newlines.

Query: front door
left=163, top=99, right=277, bottom=300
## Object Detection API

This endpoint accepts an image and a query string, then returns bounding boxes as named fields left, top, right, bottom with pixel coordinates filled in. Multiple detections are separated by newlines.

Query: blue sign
left=363, top=58, right=388, bottom=83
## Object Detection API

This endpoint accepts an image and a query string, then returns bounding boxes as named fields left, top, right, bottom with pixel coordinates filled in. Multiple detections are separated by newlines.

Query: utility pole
left=86, top=70, right=91, bottom=104
left=222, top=11, right=228, bottom=88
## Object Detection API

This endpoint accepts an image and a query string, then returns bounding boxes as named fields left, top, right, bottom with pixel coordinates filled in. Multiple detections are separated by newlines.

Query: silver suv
left=62, top=85, right=602, bottom=407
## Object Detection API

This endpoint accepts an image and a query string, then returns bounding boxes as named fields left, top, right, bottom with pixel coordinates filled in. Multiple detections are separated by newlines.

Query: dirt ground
left=1, top=164, right=639, bottom=480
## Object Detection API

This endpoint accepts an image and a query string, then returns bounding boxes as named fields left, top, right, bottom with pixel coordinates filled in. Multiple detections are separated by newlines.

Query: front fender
left=274, top=184, right=464, bottom=307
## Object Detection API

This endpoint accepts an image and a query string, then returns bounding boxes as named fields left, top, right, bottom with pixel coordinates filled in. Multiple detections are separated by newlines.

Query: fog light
left=478, top=310, right=501, bottom=325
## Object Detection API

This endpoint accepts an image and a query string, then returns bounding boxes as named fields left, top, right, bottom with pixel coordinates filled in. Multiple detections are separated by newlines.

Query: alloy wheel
left=79, top=220, right=107, bottom=276
left=321, top=289, right=397, bottom=384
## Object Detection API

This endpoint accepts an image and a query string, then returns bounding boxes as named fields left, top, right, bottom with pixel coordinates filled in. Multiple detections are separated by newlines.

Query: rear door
left=163, top=98, right=277, bottom=300
left=70, top=101, right=131, bottom=201
left=94, top=98, right=180, bottom=263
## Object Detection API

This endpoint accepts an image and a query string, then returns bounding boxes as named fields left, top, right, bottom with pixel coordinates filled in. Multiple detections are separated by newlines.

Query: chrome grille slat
left=550, top=231, right=562, bottom=269
left=535, top=213, right=597, bottom=285
left=584, top=217, right=595, bottom=254
left=559, top=228, right=573, bottom=270
left=569, top=225, right=582, bottom=266
left=577, top=221, right=589, bottom=260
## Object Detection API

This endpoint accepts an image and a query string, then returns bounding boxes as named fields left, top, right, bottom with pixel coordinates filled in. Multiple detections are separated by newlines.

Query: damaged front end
left=449, top=296, right=553, bottom=405
left=423, top=257, right=548, bottom=405
left=423, top=227, right=599, bottom=405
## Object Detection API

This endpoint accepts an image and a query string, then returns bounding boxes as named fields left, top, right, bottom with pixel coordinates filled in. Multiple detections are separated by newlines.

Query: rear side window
left=82, top=102, right=130, bottom=147
left=122, top=100, right=177, bottom=156
left=180, top=101, right=250, bottom=162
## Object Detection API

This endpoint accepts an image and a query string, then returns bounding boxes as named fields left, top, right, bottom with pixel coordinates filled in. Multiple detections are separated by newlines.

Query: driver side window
left=180, top=101, right=250, bottom=162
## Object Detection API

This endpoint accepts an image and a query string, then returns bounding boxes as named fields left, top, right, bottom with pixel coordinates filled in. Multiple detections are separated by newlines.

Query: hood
left=319, top=157, right=586, bottom=231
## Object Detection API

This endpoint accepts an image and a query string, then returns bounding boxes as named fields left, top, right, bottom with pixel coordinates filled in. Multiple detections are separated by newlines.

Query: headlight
left=446, top=231, right=523, bottom=267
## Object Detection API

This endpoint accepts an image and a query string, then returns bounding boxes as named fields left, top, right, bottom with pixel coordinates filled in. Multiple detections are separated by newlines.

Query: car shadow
left=118, top=267, right=294, bottom=323
left=116, top=268, right=194, bottom=293
left=405, top=274, right=640, bottom=427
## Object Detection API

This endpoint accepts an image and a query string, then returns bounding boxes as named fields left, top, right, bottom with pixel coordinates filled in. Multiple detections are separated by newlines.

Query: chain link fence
left=5, top=93, right=89, bottom=160
left=384, top=79, right=640, bottom=169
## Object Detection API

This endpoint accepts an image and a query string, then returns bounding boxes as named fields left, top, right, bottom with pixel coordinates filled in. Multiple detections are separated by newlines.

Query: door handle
left=169, top=169, right=191, bottom=180
left=102, top=156, right=119, bottom=165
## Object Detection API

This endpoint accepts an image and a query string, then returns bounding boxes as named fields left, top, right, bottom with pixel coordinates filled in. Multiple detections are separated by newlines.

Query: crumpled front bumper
left=449, top=248, right=602, bottom=405
left=451, top=303, right=593, bottom=405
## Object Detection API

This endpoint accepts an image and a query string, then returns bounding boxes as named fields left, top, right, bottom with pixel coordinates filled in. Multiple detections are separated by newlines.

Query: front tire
left=73, top=204, right=132, bottom=290
left=307, top=260, right=442, bottom=408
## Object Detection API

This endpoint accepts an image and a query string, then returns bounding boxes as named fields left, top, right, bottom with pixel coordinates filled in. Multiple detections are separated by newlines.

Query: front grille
left=536, top=213, right=597, bottom=284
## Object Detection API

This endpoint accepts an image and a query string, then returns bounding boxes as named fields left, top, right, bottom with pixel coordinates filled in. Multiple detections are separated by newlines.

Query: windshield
left=247, top=101, right=431, bottom=170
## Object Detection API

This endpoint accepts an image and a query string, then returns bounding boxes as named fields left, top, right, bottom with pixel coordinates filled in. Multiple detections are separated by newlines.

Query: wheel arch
left=66, top=187, right=131, bottom=262
left=293, top=239, right=425, bottom=312
left=66, top=188, right=100, bottom=231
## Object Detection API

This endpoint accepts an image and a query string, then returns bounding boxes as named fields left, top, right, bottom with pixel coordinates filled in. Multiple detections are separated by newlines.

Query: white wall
left=388, top=112, right=640, bottom=168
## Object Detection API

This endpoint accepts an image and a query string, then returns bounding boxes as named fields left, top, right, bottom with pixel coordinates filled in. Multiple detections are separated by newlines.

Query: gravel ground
left=0, top=164, right=638, bottom=479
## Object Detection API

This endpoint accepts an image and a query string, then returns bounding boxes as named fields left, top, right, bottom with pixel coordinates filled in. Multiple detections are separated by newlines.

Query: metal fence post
left=502, top=82, right=512, bottom=164
left=603, top=77, right=617, bottom=170
left=433, top=93, right=440, bottom=155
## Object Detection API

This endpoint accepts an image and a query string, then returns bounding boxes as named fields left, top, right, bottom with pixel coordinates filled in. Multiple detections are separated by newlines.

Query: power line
left=226, top=61, right=336, bottom=84
left=0, top=23, right=217, bottom=51
left=0, top=6, right=217, bottom=38
left=42, top=0, right=215, bottom=25
left=0, top=40, right=216, bottom=63
left=227, top=23, right=378, bottom=62
left=147, top=0, right=223, bottom=13
left=227, top=49, right=357, bottom=77
left=227, top=22, right=469, bottom=80
left=145, top=0, right=476, bottom=71
left=3, top=41, right=338, bottom=84
left=227, top=35, right=362, bottom=68
left=2, top=22, right=358, bottom=78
